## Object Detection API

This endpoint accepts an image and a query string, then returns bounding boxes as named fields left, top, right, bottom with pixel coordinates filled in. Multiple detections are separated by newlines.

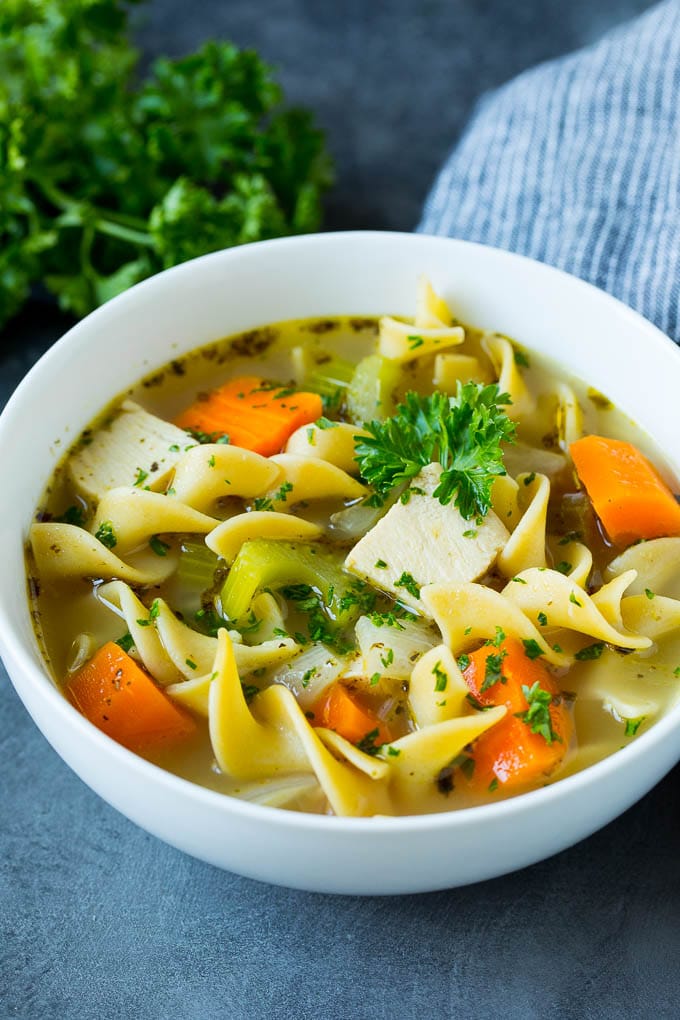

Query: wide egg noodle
left=378, top=318, right=464, bottom=364
left=605, top=538, right=680, bottom=599
left=248, top=591, right=287, bottom=643
left=491, top=474, right=521, bottom=529
left=206, top=511, right=323, bottom=564
left=315, top=729, right=389, bottom=779
left=497, top=471, right=550, bottom=577
left=571, top=648, right=663, bottom=722
left=503, top=442, right=567, bottom=482
left=502, top=568, right=651, bottom=651
left=208, top=631, right=391, bottom=816
left=481, top=334, right=535, bottom=419
left=590, top=569, right=638, bottom=631
left=387, top=706, right=507, bottom=813
left=621, top=593, right=680, bottom=641
left=415, top=275, right=455, bottom=328
left=267, top=454, right=367, bottom=507
left=555, top=382, right=584, bottom=449
left=546, top=535, right=593, bottom=589
left=97, top=580, right=299, bottom=689
left=285, top=421, right=368, bottom=476
left=433, top=353, right=491, bottom=392
left=30, top=522, right=178, bottom=587
left=170, top=444, right=283, bottom=514
left=409, top=645, right=471, bottom=728
left=91, top=487, right=218, bottom=555
left=422, top=582, right=569, bottom=666
left=96, top=580, right=182, bottom=685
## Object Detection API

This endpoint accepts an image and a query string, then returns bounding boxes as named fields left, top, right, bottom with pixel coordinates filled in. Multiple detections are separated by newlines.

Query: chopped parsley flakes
left=95, top=521, right=117, bottom=549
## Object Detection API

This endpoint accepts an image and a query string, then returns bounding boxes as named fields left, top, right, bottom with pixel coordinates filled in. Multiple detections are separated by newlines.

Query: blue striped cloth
left=418, top=0, right=680, bottom=343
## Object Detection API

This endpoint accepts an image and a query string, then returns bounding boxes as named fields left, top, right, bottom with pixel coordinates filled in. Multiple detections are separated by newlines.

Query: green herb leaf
left=354, top=384, right=516, bottom=520
left=522, top=639, right=543, bottom=660
left=432, top=661, right=448, bottom=692
left=0, top=14, right=332, bottom=332
left=480, top=650, right=507, bottom=692
left=395, top=571, right=421, bottom=600
left=515, top=681, right=560, bottom=744
left=624, top=716, right=645, bottom=737
left=95, top=521, right=117, bottom=549
left=115, top=633, right=135, bottom=653
left=149, top=535, right=170, bottom=557
left=574, top=642, right=605, bottom=661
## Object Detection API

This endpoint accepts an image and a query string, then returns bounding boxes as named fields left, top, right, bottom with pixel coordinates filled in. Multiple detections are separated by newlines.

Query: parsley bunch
left=0, top=0, right=332, bottom=330
left=354, top=383, right=516, bottom=520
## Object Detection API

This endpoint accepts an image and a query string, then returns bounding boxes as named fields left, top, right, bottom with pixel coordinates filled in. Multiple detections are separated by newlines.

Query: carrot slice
left=462, top=637, right=571, bottom=793
left=314, top=683, right=393, bottom=748
left=67, top=641, right=196, bottom=753
left=175, top=375, right=323, bottom=457
left=570, top=434, right=680, bottom=546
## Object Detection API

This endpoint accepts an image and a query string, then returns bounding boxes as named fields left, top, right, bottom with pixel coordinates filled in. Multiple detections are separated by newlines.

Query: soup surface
left=27, top=281, right=680, bottom=816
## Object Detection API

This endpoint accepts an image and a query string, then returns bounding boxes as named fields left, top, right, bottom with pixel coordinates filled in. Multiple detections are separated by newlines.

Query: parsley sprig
left=0, top=1, right=332, bottom=331
left=353, top=384, right=516, bottom=520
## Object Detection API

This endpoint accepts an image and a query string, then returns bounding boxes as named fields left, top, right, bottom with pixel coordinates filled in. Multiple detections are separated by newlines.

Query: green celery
left=346, top=354, right=401, bottom=424
left=172, top=540, right=221, bottom=627
left=220, top=540, right=369, bottom=631
left=303, top=354, right=354, bottom=412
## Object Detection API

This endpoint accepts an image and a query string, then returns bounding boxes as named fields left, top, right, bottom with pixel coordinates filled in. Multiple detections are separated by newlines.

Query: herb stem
left=29, top=175, right=154, bottom=246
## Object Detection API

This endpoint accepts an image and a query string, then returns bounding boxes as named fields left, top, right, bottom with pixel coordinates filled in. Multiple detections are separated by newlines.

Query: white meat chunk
left=344, top=463, right=510, bottom=614
left=68, top=400, right=192, bottom=502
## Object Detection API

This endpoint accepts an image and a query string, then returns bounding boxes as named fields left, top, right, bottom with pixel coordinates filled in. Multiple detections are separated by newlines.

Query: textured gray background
left=4, top=2, right=680, bottom=1018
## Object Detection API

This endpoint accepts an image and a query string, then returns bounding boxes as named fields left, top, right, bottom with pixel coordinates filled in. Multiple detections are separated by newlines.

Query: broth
left=27, top=302, right=680, bottom=816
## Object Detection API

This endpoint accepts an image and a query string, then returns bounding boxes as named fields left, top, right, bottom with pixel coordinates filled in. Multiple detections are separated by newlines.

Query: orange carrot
left=570, top=434, right=680, bottom=546
left=314, top=683, right=393, bottom=748
left=174, top=375, right=323, bottom=457
left=67, top=641, right=196, bottom=753
left=462, top=637, right=571, bottom=793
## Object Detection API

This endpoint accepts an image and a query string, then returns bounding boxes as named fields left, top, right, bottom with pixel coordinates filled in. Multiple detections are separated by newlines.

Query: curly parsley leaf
left=354, top=383, right=516, bottom=520
left=515, top=681, right=560, bottom=744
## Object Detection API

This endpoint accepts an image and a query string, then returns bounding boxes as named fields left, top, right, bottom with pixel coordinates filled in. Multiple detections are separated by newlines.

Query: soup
left=26, top=279, right=680, bottom=816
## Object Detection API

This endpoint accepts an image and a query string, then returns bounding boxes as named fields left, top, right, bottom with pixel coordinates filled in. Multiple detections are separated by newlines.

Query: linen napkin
left=418, top=0, right=680, bottom=343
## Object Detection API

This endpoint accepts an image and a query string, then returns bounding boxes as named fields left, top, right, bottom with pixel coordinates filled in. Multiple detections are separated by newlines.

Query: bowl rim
left=2, top=228, right=680, bottom=835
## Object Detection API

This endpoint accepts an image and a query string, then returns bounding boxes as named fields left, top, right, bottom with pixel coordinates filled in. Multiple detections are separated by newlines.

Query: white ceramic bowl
left=2, top=231, right=680, bottom=895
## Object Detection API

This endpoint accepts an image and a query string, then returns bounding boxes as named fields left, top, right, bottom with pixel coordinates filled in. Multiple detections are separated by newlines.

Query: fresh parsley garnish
left=115, top=633, right=135, bottom=653
left=57, top=505, right=86, bottom=527
left=353, top=383, right=516, bottom=520
left=149, top=535, right=170, bottom=557
left=395, top=571, right=421, bottom=600
left=95, top=521, right=117, bottom=549
left=515, top=682, right=560, bottom=744
left=574, top=642, right=605, bottom=661
left=624, top=716, right=645, bottom=737
left=522, top=639, right=543, bottom=660
left=480, top=650, right=507, bottom=692
left=432, top=661, right=448, bottom=692
left=356, top=728, right=381, bottom=757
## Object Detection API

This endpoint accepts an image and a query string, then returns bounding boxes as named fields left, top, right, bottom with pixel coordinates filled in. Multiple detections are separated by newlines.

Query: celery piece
left=346, top=354, right=401, bottom=424
left=172, top=540, right=221, bottom=630
left=220, top=540, right=374, bottom=635
left=295, top=347, right=354, bottom=413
